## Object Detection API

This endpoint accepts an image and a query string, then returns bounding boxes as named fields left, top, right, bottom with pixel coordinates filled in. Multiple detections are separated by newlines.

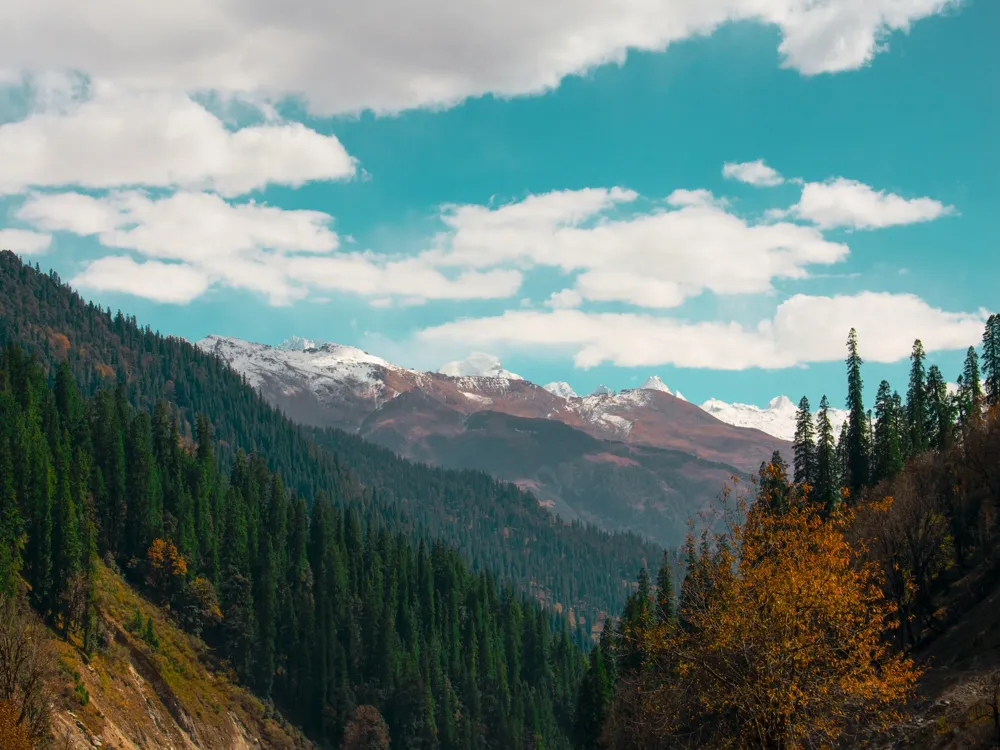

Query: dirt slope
left=44, top=563, right=312, bottom=750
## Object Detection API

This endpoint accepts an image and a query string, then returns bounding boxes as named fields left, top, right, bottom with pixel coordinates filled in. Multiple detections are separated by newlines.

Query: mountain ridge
left=196, top=334, right=792, bottom=546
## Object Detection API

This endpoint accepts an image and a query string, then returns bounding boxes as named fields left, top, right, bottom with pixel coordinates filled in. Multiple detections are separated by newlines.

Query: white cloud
left=665, top=188, right=728, bottom=207
left=0, top=86, right=355, bottom=196
left=416, top=292, right=988, bottom=370
left=788, top=178, right=954, bottom=229
left=0, top=0, right=958, bottom=115
left=427, top=187, right=849, bottom=309
left=545, top=288, right=583, bottom=309
left=722, top=159, right=784, bottom=187
left=0, top=228, right=52, bottom=254
left=16, top=189, right=520, bottom=305
left=285, top=255, right=522, bottom=302
left=74, top=256, right=210, bottom=303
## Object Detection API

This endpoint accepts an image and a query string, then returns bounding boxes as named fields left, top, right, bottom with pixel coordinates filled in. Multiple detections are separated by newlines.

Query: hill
left=0, top=340, right=585, bottom=748
left=0, top=250, right=660, bottom=632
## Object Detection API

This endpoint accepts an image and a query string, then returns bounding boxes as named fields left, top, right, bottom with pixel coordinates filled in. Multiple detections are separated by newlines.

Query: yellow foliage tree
left=146, top=538, right=188, bottom=606
left=611, top=481, right=921, bottom=750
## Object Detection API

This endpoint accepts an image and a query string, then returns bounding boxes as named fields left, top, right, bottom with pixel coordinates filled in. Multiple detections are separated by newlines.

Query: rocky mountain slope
left=197, top=335, right=791, bottom=545
left=44, top=563, right=310, bottom=750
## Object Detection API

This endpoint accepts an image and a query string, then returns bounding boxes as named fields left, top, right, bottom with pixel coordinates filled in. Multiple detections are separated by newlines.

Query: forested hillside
left=0, top=345, right=585, bottom=748
left=0, top=250, right=661, bottom=632
left=573, top=320, right=1000, bottom=749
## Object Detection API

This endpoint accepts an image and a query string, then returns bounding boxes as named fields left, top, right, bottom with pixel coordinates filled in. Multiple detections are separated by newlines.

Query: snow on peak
left=590, top=384, right=614, bottom=397
left=439, top=353, right=523, bottom=380
left=543, top=381, right=578, bottom=399
left=640, top=375, right=672, bottom=393
left=674, top=391, right=688, bottom=402
left=768, top=395, right=794, bottom=410
left=700, top=395, right=848, bottom=442
left=278, top=335, right=324, bottom=351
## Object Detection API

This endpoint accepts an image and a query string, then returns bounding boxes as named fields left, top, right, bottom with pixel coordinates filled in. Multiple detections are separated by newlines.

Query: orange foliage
left=615, top=486, right=921, bottom=749
left=0, top=700, right=31, bottom=750
left=49, top=332, right=70, bottom=357
left=147, top=538, right=188, bottom=605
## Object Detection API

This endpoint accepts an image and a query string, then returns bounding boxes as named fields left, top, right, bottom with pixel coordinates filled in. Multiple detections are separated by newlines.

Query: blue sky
left=0, top=0, right=996, bottom=409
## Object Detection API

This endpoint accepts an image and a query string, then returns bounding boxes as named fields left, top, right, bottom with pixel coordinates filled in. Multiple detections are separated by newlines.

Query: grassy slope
left=44, top=563, right=313, bottom=750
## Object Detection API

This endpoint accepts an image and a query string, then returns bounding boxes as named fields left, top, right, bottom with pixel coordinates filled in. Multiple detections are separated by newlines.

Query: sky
left=0, top=0, right=996, bottom=409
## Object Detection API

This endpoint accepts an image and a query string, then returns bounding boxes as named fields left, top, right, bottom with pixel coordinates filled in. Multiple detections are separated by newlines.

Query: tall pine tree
left=791, top=396, right=816, bottom=488
left=844, top=329, right=869, bottom=497
left=983, top=314, right=1000, bottom=407
left=906, top=339, right=929, bottom=456
left=871, top=380, right=903, bottom=485
left=814, top=396, right=839, bottom=514
left=925, top=364, right=954, bottom=451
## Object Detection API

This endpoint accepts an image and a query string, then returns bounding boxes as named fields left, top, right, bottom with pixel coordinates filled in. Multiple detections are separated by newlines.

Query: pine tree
left=957, top=347, right=983, bottom=431
left=871, top=381, right=903, bottom=485
left=844, top=329, right=869, bottom=496
left=906, top=339, right=929, bottom=456
left=814, top=396, right=838, bottom=515
left=982, top=314, right=1000, bottom=407
left=925, top=365, right=954, bottom=451
left=0, top=392, right=25, bottom=595
left=791, top=396, right=816, bottom=489
left=654, top=550, right=676, bottom=628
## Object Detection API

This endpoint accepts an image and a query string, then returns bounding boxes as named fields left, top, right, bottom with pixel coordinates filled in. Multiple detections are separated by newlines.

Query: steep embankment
left=45, top=563, right=311, bottom=750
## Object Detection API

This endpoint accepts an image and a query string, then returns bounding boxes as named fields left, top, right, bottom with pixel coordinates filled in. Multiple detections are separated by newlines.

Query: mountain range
left=196, top=335, right=812, bottom=546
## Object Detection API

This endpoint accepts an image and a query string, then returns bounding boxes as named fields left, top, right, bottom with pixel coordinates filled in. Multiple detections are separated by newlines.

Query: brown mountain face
left=199, top=336, right=790, bottom=546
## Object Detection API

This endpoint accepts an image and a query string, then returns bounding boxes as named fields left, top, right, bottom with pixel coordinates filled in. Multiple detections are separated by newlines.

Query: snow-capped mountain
left=638, top=375, right=687, bottom=402
left=439, top=353, right=523, bottom=380
left=199, top=335, right=788, bottom=466
left=543, top=381, right=578, bottom=399
left=700, top=395, right=849, bottom=443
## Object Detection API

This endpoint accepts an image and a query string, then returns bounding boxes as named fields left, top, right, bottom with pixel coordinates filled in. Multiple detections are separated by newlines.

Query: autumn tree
left=0, top=596, right=54, bottom=746
left=342, top=704, right=390, bottom=750
left=609, top=485, right=920, bottom=750
left=146, top=538, right=188, bottom=606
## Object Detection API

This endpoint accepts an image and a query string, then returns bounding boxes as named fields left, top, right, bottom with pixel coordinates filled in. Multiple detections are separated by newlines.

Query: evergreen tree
left=925, top=365, right=954, bottom=451
left=957, top=346, right=983, bottom=430
left=906, top=339, right=930, bottom=456
left=871, top=381, right=904, bottom=485
left=982, top=314, right=1000, bottom=407
left=791, top=396, right=816, bottom=488
left=814, top=396, right=839, bottom=515
left=654, top=550, right=676, bottom=628
left=844, top=329, right=869, bottom=497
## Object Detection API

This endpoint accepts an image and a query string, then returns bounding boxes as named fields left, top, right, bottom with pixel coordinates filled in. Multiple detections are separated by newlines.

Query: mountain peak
left=278, top=335, right=324, bottom=351
left=640, top=375, right=672, bottom=393
left=543, top=381, right=577, bottom=399
left=767, top=395, right=795, bottom=411
left=589, top=384, right=614, bottom=397
left=439, top=353, right=523, bottom=380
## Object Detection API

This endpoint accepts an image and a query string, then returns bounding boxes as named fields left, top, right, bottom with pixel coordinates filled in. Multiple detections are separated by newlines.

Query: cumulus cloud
left=0, top=228, right=52, bottom=254
left=415, top=292, right=988, bottom=371
left=426, top=187, right=849, bottom=309
left=788, top=178, right=954, bottom=229
left=0, top=0, right=958, bottom=115
left=74, top=256, right=211, bottom=303
left=15, top=189, right=520, bottom=305
left=0, top=86, right=355, bottom=196
left=545, top=288, right=584, bottom=309
left=722, top=159, right=785, bottom=187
